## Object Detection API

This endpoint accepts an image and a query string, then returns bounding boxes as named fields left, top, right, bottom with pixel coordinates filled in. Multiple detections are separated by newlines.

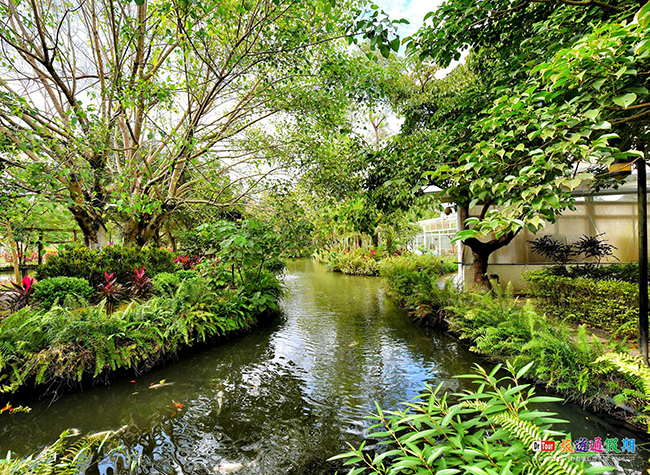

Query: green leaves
left=331, top=363, right=606, bottom=474
left=613, top=93, right=637, bottom=108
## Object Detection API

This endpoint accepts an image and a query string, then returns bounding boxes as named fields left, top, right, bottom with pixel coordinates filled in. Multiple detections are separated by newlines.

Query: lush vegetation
left=525, top=270, right=638, bottom=338
left=31, top=277, right=94, bottom=311
left=379, top=261, right=641, bottom=419
left=0, top=270, right=282, bottom=395
left=0, top=429, right=122, bottom=475
left=36, top=245, right=176, bottom=288
left=333, top=363, right=612, bottom=475
left=0, top=219, right=284, bottom=396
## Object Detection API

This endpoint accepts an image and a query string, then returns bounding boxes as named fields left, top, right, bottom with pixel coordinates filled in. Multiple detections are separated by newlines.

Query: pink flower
left=21, top=276, right=34, bottom=292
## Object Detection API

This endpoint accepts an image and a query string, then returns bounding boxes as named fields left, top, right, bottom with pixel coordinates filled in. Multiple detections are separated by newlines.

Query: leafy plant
left=0, top=428, right=120, bottom=474
left=595, top=352, right=650, bottom=430
left=0, top=276, right=35, bottom=314
left=524, top=270, right=637, bottom=338
left=573, top=234, right=618, bottom=266
left=331, top=362, right=611, bottom=475
left=379, top=253, right=457, bottom=306
left=32, top=277, right=94, bottom=310
left=37, top=245, right=176, bottom=287
left=529, top=234, right=618, bottom=268
left=129, top=266, right=153, bottom=300
left=152, top=272, right=181, bottom=296
left=528, top=236, right=576, bottom=265
left=96, top=272, right=125, bottom=314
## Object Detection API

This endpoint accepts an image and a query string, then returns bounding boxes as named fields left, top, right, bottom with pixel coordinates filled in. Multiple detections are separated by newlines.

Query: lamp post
left=638, top=144, right=648, bottom=364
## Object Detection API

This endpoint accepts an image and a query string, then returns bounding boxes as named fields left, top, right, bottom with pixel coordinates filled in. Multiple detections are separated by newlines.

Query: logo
left=531, top=437, right=635, bottom=455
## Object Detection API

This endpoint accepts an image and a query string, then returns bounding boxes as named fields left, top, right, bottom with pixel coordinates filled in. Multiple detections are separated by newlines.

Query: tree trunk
left=69, top=206, right=108, bottom=250
left=5, top=221, right=20, bottom=282
left=123, top=213, right=168, bottom=248
left=459, top=205, right=519, bottom=289
left=67, top=176, right=108, bottom=250
left=165, top=225, right=177, bottom=252
left=372, top=232, right=379, bottom=248
left=471, top=247, right=491, bottom=287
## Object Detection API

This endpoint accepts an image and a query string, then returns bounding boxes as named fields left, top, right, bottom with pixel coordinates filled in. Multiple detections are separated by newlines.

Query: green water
left=0, top=259, right=647, bottom=473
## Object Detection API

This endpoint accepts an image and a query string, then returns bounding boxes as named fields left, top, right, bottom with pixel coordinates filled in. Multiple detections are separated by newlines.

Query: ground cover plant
left=332, top=362, right=612, bottom=475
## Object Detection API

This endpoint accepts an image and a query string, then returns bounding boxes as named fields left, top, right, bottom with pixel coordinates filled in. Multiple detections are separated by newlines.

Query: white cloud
left=375, top=0, right=445, bottom=38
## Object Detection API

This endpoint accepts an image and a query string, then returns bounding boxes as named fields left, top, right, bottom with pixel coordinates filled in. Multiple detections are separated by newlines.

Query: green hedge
left=32, top=277, right=94, bottom=310
left=524, top=270, right=638, bottom=338
left=37, top=245, right=177, bottom=287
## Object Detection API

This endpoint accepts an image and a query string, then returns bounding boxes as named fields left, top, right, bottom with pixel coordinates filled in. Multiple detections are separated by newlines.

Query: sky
left=375, top=0, right=445, bottom=38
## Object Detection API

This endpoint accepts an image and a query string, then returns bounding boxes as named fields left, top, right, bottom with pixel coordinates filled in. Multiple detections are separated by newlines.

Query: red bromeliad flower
left=21, top=276, right=34, bottom=292
left=133, top=266, right=146, bottom=279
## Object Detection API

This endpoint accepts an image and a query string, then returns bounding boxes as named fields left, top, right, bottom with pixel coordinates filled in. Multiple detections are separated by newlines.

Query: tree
left=372, top=0, right=646, bottom=286
left=0, top=0, right=366, bottom=248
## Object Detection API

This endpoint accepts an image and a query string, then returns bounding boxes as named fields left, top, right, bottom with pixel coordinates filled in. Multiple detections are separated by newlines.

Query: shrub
left=97, top=272, right=126, bottom=314
left=332, top=362, right=611, bottom=475
left=524, top=270, right=638, bottom=338
left=333, top=251, right=380, bottom=275
left=379, top=253, right=457, bottom=304
left=176, top=269, right=201, bottom=281
left=448, top=285, right=631, bottom=403
left=152, top=272, right=180, bottom=296
left=32, top=276, right=94, bottom=310
left=546, top=262, right=647, bottom=284
left=37, top=245, right=176, bottom=287
left=129, top=266, right=153, bottom=300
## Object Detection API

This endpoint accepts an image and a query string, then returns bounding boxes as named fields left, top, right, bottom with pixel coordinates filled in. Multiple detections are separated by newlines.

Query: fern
left=596, top=352, right=650, bottom=397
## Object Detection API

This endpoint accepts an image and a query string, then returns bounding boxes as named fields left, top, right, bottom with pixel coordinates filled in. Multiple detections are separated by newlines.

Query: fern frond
left=491, top=412, right=544, bottom=448
left=522, top=453, right=584, bottom=475
left=595, top=352, right=650, bottom=397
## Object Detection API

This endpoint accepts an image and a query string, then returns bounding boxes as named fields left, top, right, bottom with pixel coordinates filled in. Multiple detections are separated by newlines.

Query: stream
left=0, top=259, right=648, bottom=473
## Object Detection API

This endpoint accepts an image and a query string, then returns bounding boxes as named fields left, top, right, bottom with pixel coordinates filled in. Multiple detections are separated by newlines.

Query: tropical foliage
left=525, top=270, right=638, bottom=338
left=332, top=362, right=612, bottom=475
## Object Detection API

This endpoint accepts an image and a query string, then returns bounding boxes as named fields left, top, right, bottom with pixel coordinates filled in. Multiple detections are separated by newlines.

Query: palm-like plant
left=0, top=275, right=35, bottom=314
left=96, top=272, right=124, bottom=314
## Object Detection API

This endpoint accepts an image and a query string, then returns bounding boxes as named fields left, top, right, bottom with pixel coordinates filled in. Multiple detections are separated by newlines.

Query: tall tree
left=373, top=0, right=646, bottom=286
left=0, top=0, right=363, bottom=248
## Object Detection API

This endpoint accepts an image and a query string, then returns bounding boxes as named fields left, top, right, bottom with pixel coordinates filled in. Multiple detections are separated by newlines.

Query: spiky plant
left=96, top=272, right=125, bottom=314
left=0, top=276, right=35, bottom=314
left=129, top=266, right=153, bottom=300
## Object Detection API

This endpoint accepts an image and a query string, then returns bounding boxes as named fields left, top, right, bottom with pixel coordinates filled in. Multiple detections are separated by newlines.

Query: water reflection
left=0, top=259, right=647, bottom=473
